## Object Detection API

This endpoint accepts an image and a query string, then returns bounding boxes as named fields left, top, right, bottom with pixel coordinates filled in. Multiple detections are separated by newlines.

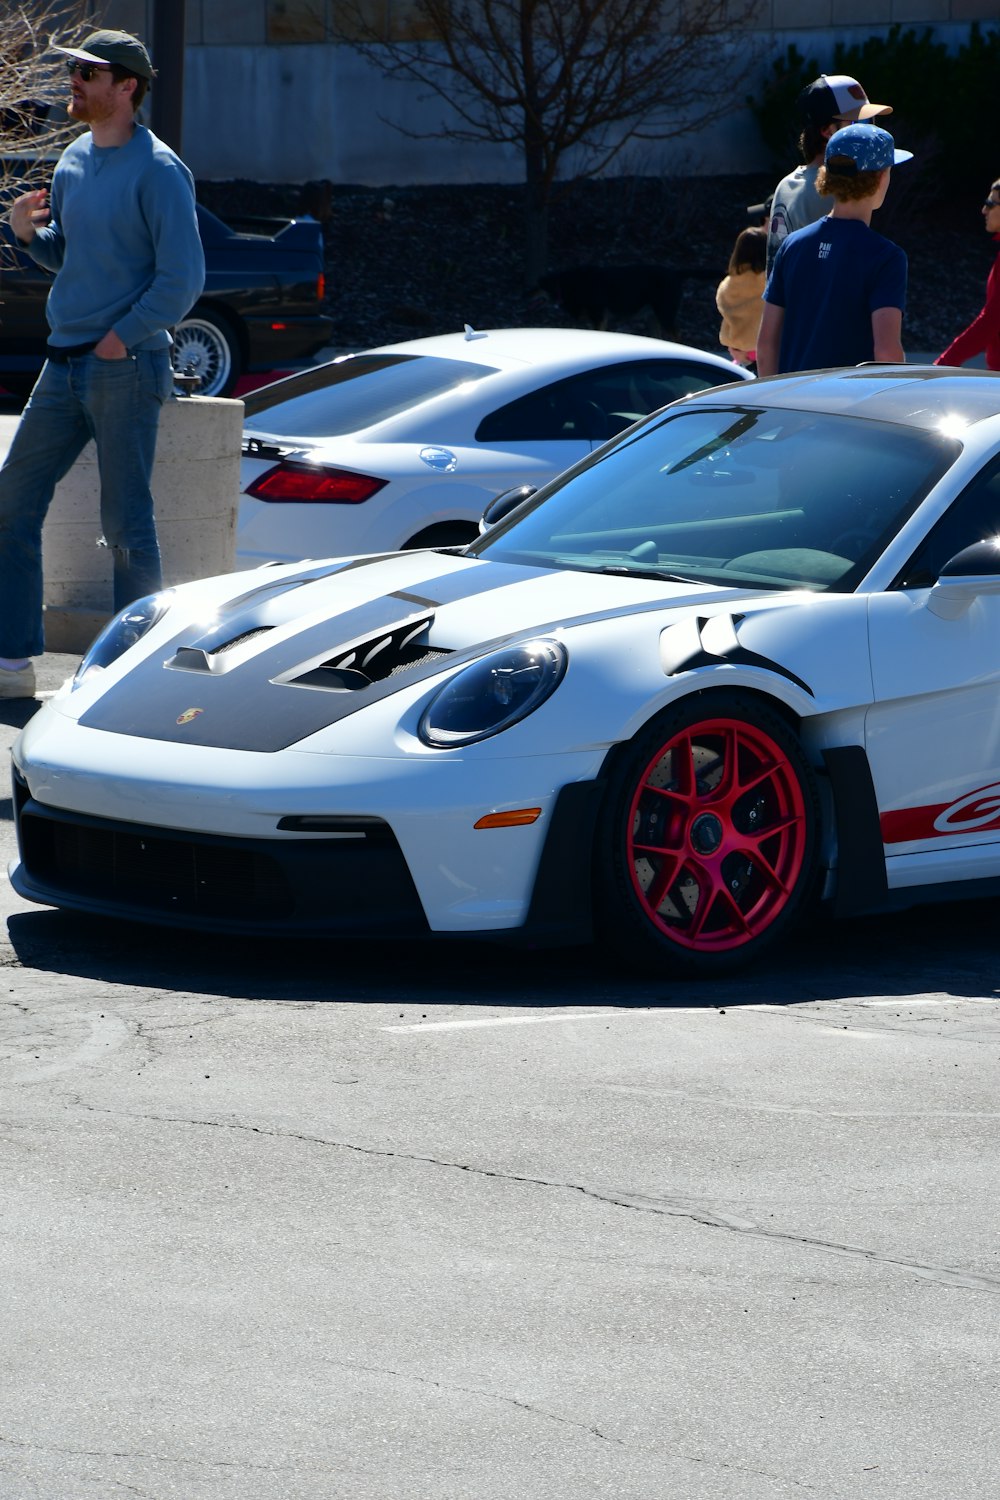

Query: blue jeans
left=0, top=348, right=173, bottom=657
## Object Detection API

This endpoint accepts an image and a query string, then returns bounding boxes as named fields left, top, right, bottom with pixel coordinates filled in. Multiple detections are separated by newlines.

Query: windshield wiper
left=665, top=411, right=758, bottom=473
left=590, top=564, right=704, bottom=584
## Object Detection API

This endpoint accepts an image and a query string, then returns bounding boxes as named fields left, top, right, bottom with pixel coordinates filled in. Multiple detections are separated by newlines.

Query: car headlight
left=418, top=638, right=566, bottom=747
left=72, top=590, right=174, bottom=688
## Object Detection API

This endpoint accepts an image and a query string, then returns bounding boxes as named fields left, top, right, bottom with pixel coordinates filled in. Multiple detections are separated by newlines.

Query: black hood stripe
left=79, top=562, right=767, bottom=753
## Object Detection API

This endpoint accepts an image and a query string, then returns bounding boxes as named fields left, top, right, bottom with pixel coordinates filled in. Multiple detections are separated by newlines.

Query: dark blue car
left=0, top=201, right=334, bottom=398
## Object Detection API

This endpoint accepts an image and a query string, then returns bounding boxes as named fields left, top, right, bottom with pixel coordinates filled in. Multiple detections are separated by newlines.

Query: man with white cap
left=765, top=74, right=892, bottom=275
left=757, top=122, right=914, bottom=376
left=0, top=30, right=204, bottom=698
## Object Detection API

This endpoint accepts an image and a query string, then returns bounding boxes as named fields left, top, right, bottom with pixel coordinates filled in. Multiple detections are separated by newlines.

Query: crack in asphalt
left=338, top=1359, right=623, bottom=1443
left=76, top=1476, right=152, bottom=1499
left=70, top=1102, right=1000, bottom=1294
left=0, top=1421, right=827, bottom=1491
left=0, top=1431, right=329, bottom=1479
left=1, top=1010, right=134, bottom=1083
left=0, top=1457, right=152, bottom=1499
left=0, top=1400, right=828, bottom=1492
left=670, top=1455, right=822, bottom=1490
left=335, top=1363, right=820, bottom=1485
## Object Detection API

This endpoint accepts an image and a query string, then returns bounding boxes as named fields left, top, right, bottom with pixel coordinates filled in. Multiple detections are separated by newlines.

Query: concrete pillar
left=42, top=394, right=243, bottom=654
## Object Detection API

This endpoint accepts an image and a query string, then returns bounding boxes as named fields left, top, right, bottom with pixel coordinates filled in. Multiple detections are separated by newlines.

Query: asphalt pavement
left=1, top=358, right=999, bottom=1497
left=1, top=679, right=999, bottom=1499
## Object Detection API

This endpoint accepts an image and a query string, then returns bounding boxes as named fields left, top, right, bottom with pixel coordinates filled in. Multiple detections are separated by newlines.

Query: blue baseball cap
left=825, top=123, right=913, bottom=173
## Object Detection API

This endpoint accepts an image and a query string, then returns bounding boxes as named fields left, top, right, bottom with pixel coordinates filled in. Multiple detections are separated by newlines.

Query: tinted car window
left=475, top=359, right=739, bottom=444
left=475, top=406, right=957, bottom=593
left=242, top=353, right=498, bottom=437
left=895, top=455, right=1000, bottom=587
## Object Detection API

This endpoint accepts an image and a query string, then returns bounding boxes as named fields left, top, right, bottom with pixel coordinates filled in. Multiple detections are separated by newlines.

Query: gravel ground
left=199, top=173, right=995, bottom=361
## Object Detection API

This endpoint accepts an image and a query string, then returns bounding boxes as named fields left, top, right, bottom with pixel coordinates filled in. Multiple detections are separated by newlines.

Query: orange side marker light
left=474, top=808, right=542, bottom=829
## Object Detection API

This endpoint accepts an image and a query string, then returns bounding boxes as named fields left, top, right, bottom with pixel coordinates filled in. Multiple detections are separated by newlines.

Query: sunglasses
left=983, top=198, right=1000, bottom=211
left=64, top=59, right=112, bottom=81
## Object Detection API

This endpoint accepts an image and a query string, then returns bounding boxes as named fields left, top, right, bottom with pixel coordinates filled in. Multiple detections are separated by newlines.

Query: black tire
left=403, top=521, right=479, bottom=550
left=595, top=691, right=820, bottom=977
left=172, top=305, right=242, bottom=397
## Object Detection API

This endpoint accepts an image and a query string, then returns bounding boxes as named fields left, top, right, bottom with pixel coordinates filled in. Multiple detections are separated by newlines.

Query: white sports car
left=236, top=326, right=748, bottom=565
left=13, top=365, right=1000, bottom=975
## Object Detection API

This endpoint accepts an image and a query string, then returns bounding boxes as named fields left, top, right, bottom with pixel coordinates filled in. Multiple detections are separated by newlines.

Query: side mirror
left=927, top=538, right=1000, bottom=618
left=479, top=483, right=537, bottom=534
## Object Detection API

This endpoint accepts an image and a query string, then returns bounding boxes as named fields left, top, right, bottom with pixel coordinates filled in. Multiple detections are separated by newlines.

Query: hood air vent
left=290, top=615, right=450, bottom=691
left=167, top=626, right=277, bottom=673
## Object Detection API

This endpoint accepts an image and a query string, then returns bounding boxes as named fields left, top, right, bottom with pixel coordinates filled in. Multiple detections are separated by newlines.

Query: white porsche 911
left=12, top=365, right=1000, bottom=975
left=236, top=326, right=749, bottom=565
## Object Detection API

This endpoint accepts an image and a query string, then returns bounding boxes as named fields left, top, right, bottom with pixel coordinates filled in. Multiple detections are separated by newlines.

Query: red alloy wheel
left=625, top=714, right=810, bottom=954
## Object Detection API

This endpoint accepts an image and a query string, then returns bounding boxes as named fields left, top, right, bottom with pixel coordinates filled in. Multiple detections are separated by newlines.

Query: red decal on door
left=882, top=782, right=1000, bottom=843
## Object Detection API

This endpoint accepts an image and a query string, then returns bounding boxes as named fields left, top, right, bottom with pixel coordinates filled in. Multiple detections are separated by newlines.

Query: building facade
left=71, top=1, right=997, bottom=182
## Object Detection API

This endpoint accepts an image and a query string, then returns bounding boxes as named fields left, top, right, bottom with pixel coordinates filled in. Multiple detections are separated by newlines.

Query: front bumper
left=11, top=770, right=603, bottom=945
left=11, top=695, right=609, bottom=941
left=12, top=770, right=428, bottom=936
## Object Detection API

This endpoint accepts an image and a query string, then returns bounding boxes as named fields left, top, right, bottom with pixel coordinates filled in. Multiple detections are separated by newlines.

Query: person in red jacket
left=935, top=181, right=1000, bottom=370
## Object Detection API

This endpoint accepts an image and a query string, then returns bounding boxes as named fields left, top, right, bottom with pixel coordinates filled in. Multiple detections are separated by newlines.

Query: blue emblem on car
left=419, top=446, right=458, bottom=472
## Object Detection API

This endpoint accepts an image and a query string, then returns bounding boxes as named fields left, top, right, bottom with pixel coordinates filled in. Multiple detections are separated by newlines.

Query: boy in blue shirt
left=757, top=123, right=912, bottom=379
left=0, top=29, right=204, bottom=697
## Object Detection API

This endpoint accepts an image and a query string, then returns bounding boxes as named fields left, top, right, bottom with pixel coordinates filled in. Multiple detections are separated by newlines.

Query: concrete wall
left=42, top=395, right=243, bottom=653
left=87, top=1, right=996, bottom=182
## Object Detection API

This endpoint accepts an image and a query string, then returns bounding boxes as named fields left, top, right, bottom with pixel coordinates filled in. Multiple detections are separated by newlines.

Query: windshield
left=473, top=404, right=958, bottom=592
left=242, top=353, right=498, bottom=438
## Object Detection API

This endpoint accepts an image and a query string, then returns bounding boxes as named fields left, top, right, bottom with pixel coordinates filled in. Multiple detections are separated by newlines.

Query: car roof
left=725, top=365, right=1000, bottom=431
left=368, top=326, right=740, bottom=376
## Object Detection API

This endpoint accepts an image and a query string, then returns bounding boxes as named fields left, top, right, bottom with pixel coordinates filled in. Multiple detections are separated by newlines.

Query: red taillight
left=317, top=271, right=326, bottom=300
left=246, top=461, right=388, bottom=504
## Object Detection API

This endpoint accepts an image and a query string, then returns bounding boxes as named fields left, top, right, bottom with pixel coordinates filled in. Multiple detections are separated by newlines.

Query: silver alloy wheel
left=172, top=312, right=237, bottom=397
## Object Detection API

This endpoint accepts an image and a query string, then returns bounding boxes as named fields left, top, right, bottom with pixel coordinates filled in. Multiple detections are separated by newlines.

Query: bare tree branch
left=0, top=3, right=94, bottom=266
left=331, top=0, right=762, bottom=282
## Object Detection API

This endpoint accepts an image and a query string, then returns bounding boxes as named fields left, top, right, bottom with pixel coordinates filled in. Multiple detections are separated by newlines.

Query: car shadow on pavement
left=5, top=899, right=999, bottom=1009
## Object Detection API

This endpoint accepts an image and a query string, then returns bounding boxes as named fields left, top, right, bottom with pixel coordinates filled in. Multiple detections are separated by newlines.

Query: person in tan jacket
left=716, top=227, right=766, bottom=370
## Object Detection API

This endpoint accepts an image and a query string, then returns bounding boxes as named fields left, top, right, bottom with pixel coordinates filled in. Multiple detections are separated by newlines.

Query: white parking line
left=382, top=995, right=998, bottom=1033
left=857, top=996, right=996, bottom=1006
left=383, top=1008, right=704, bottom=1032
left=746, top=997, right=998, bottom=1010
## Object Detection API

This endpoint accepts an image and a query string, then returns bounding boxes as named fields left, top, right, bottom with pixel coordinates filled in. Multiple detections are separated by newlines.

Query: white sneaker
left=0, top=663, right=36, bottom=699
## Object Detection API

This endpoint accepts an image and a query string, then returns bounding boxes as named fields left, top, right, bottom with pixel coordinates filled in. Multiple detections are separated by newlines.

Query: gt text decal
left=881, top=782, right=1000, bottom=844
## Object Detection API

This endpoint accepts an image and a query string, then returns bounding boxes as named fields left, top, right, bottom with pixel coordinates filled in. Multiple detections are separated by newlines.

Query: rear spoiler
left=221, top=214, right=324, bottom=247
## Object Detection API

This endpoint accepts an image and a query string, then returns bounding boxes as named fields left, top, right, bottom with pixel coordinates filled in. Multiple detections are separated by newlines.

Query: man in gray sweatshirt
left=0, top=29, right=205, bottom=697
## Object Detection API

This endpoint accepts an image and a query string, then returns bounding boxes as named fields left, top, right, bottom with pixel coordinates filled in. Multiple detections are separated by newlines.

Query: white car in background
left=236, top=326, right=749, bottom=566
